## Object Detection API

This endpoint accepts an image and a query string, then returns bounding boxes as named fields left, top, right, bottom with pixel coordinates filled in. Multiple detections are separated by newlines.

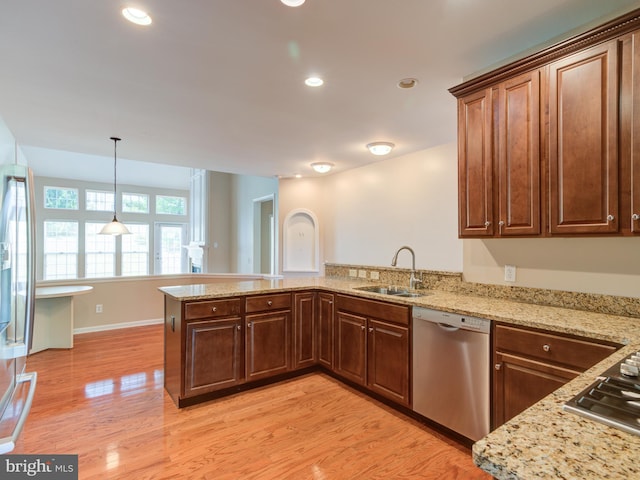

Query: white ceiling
left=0, top=0, right=638, bottom=181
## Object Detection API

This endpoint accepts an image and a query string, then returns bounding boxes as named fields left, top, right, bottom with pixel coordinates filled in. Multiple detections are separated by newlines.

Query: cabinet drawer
left=245, top=293, right=291, bottom=313
left=185, top=299, right=242, bottom=320
left=495, top=324, right=617, bottom=371
left=335, top=294, right=409, bottom=326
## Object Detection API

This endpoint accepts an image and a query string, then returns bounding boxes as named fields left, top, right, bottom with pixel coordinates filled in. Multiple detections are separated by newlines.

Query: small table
left=31, top=286, right=93, bottom=354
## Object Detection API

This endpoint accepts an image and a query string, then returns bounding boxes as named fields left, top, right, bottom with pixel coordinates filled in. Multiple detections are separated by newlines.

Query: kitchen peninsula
left=160, top=276, right=640, bottom=480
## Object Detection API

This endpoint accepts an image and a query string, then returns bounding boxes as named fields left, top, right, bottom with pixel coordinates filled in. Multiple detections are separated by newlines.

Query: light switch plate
left=504, top=265, right=517, bottom=282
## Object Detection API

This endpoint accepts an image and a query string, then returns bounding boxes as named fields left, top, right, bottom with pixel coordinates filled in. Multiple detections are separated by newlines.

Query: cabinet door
left=497, top=70, right=541, bottom=236
left=458, top=88, right=495, bottom=237
left=548, top=40, right=619, bottom=234
left=632, top=31, right=640, bottom=233
left=334, top=311, right=366, bottom=385
left=317, top=292, right=335, bottom=369
left=493, top=352, right=579, bottom=427
left=367, top=319, right=410, bottom=406
left=185, top=318, right=243, bottom=397
left=293, top=292, right=316, bottom=369
left=246, top=311, right=291, bottom=381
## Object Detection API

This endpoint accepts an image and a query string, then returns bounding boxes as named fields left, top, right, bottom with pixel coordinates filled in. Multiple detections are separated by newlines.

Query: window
left=85, top=222, right=115, bottom=278
left=122, top=193, right=149, bottom=214
left=121, top=224, right=149, bottom=276
left=156, top=195, right=187, bottom=215
left=44, top=187, right=78, bottom=210
left=43, top=221, right=78, bottom=280
left=86, top=190, right=114, bottom=211
left=154, top=223, right=187, bottom=274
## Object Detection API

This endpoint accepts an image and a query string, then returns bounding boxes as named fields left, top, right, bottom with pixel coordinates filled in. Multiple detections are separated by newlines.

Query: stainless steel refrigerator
left=0, top=163, right=37, bottom=453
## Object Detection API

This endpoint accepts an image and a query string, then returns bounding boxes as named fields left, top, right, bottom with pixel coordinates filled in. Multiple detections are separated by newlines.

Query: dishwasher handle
left=437, top=323, right=459, bottom=332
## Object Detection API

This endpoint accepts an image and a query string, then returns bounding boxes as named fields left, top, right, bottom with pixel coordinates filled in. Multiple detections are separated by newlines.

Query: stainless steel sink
left=353, top=285, right=427, bottom=298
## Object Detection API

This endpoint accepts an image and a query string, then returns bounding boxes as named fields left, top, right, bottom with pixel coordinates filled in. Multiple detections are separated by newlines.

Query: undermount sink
left=354, top=285, right=427, bottom=298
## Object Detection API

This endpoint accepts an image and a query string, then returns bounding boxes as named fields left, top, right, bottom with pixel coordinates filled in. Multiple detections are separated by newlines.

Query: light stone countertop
left=159, top=277, right=640, bottom=479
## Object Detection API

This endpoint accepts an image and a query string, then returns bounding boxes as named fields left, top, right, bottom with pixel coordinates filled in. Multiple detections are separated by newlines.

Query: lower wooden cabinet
left=335, top=295, right=411, bottom=407
left=493, top=324, right=618, bottom=427
left=317, top=292, right=335, bottom=369
left=245, top=294, right=292, bottom=381
left=185, top=318, right=243, bottom=397
left=293, top=292, right=316, bottom=369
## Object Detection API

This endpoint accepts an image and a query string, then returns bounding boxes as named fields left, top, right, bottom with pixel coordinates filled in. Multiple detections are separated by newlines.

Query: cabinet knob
left=211, top=306, right=217, bottom=313
left=543, top=344, right=551, bottom=352
left=236, top=325, right=241, bottom=331
left=633, top=214, right=640, bottom=221
left=495, top=363, right=501, bottom=370
left=607, top=214, right=615, bottom=222
left=360, top=325, right=366, bottom=331
left=267, top=300, right=273, bottom=306
left=368, top=327, right=373, bottom=333
left=247, top=322, right=252, bottom=328
left=484, top=221, right=491, bottom=228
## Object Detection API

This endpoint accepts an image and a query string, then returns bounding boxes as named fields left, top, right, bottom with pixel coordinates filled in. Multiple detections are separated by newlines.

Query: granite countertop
left=159, top=277, right=640, bottom=479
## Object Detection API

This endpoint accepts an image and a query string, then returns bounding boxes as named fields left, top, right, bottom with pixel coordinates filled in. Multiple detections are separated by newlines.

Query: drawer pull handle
left=495, top=363, right=501, bottom=370
left=543, top=344, right=551, bottom=352
left=170, top=315, right=175, bottom=332
left=267, top=300, right=273, bottom=306
left=211, top=306, right=217, bottom=313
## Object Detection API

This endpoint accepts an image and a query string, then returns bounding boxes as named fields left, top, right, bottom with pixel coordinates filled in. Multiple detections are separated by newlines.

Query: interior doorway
left=253, top=195, right=275, bottom=275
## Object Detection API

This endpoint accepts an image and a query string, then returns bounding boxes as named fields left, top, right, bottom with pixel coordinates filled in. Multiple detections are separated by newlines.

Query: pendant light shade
left=99, top=137, right=131, bottom=235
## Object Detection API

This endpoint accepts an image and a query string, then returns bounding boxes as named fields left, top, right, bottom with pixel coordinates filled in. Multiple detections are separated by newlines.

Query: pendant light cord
left=110, top=136, right=121, bottom=218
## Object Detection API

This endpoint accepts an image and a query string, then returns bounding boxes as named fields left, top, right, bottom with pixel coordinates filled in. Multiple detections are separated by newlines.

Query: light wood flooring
left=17, top=325, right=491, bottom=479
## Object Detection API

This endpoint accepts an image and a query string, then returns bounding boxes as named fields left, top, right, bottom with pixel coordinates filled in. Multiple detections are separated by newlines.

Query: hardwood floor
left=18, top=325, right=491, bottom=479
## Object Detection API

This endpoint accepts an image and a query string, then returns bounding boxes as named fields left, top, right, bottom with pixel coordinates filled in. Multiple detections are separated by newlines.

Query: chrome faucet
left=391, top=245, right=421, bottom=289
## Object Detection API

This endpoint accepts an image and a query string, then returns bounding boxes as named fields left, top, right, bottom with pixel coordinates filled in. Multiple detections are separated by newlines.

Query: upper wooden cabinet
left=451, top=9, right=640, bottom=238
left=458, top=88, right=494, bottom=236
left=457, top=70, right=541, bottom=237
left=548, top=41, right=619, bottom=234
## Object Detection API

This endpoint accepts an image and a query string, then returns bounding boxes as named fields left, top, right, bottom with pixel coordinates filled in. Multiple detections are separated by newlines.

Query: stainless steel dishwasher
left=412, top=306, right=491, bottom=442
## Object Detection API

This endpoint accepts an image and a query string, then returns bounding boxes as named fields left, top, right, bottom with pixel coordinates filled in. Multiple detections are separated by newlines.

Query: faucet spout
left=391, top=246, right=420, bottom=289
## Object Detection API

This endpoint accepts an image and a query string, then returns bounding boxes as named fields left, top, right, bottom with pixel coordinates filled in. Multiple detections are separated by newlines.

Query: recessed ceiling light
left=281, top=0, right=306, bottom=6
left=398, top=78, right=418, bottom=89
left=366, top=142, right=395, bottom=156
left=311, top=162, right=334, bottom=174
left=122, top=7, right=152, bottom=26
left=305, top=77, right=324, bottom=87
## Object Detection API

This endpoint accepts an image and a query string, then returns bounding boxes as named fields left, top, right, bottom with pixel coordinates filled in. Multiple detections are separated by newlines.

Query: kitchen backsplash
left=324, top=263, right=640, bottom=320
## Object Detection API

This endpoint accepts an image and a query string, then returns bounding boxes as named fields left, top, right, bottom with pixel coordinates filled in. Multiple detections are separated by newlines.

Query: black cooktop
left=564, top=352, right=640, bottom=436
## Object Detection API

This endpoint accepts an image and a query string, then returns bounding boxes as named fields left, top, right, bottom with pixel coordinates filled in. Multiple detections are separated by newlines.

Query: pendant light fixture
left=99, top=137, right=131, bottom=235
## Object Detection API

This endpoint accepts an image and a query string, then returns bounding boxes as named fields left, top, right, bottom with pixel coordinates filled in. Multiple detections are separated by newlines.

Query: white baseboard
left=74, top=318, right=163, bottom=335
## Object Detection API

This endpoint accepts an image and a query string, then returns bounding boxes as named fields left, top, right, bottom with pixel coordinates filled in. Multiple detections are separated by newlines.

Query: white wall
left=230, top=174, right=279, bottom=273
left=280, top=141, right=640, bottom=299
left=280, top=143, right=463, bottom=273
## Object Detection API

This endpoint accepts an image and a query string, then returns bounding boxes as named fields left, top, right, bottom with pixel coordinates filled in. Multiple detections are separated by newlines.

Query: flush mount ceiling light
left=99, top=137, right=131, bottom=236
left=281, top=0, right=306, bottom=6
left=398, top=78, right=418, bottom=89
left=122, top=7, right=152, bottom=26
left=305, top=77, right=324, bottom=87
left=311, top=162, right=333, bottom=174
left=366, top=142, right=395, bottom=156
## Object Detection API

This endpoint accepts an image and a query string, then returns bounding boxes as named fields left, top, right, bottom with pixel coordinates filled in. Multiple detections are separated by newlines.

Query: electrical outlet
left=370, top=271, right=380, bottom=280
left=95, top=304, right=103, bottom=313
left=358, top=270, right=367, bottom=279
left=349, top=269, right=358, bottom=277
left=504, top=265, right=517, bottom=283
